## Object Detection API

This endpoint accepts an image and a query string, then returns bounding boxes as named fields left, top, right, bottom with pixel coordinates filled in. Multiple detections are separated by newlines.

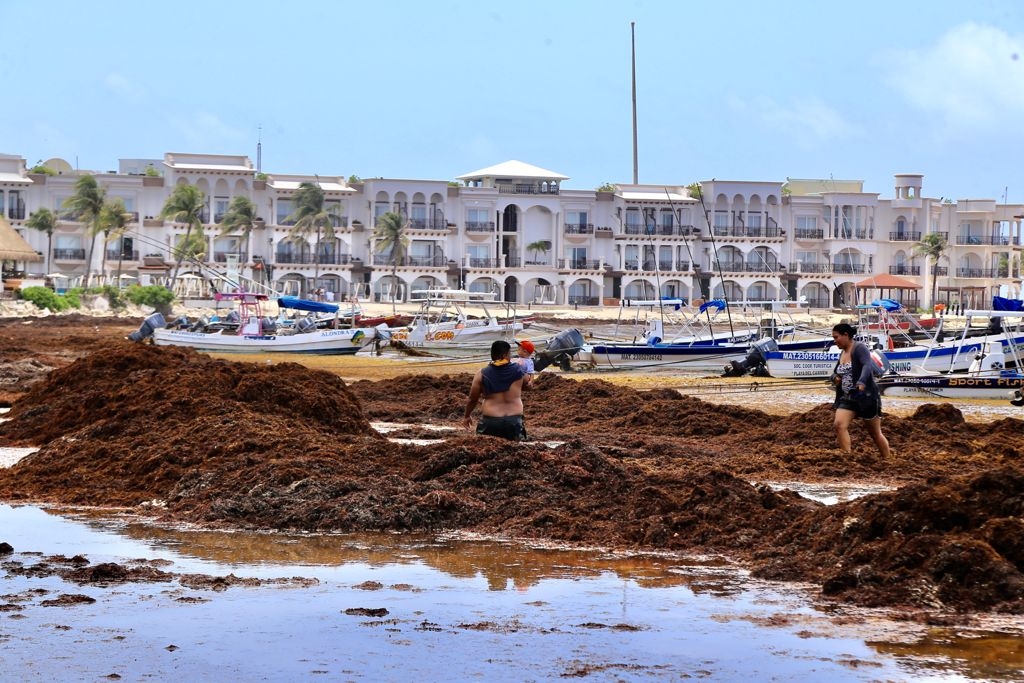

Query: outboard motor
left=295, top=316, right=316, bottom=333
left=534, top=328, right=586, bottom=372
left=189, top=315, right=210, bottom=332
left=260, top=317, right=278, bottom=335
left=722, top=337, right=778, bottom=377
left=128, top=312, right=167, bottom=342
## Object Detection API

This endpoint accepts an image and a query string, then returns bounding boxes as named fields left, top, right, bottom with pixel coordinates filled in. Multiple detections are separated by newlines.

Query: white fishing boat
left=376, top=289, right=528, bottom=356
left=877, top=308, right=1024, bottom=400
left=140, top=293, right=376, bottom=355
left=764, top=299, right=1024, bottom=379
left=572, top=300, right=832, bottom=372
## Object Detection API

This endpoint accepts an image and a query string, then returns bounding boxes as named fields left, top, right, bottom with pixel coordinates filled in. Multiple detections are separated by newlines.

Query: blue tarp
left=870, top=298, right=902, bottom=311
left=277, top=296, right=340, bottom=314
left=699, top=299, right=727, bottom=313
left=993, top=296, right=1024, bottom=312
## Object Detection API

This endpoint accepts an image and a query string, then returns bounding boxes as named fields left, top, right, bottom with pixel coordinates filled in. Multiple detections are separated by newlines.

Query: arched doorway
left=504, top=276, right=519, bottom=303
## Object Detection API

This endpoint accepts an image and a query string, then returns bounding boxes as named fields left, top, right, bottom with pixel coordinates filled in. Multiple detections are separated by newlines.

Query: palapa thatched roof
left=0, top=215, right=42, bottom=262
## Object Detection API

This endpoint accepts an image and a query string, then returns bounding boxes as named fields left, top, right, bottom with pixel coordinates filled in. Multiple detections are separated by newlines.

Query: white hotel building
left=1, top=151, right=1021, bottom=310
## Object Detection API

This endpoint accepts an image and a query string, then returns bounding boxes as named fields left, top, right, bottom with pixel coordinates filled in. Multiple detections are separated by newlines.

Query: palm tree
left=913, top=232, right=949, bottom=308
left=373, top=211, right=409, bottom=313
left=62, top=174, right=106, bottom=287
left=219, top=195, right=259, bottom=287
left=25, top=207, right=59, bottom=275
left=526, top=239, right=550, bottom=265
left=160, top=183, right=206, bottom=289
left=100, top=198, right=131, bottom=283
left=286, top=181, right=339, bottom=289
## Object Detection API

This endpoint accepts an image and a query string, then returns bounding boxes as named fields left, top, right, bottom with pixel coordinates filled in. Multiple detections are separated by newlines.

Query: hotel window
left=277, top=199, right=294, bottom=225
left=410, top=203, right=427, bottom=228
left=624, top=208, right=642, bottom=231
left=660, top=210, right=674, bottom=230
left=214, top=196, right=229, bottom=222
left=624, top=244, right=639, bottom=269
left=325, top=200, right=343, bottom=227
left=567, top=210, right=588, bottom=229
left=797, top=216, right=816, bottom=231
left=714, top=211, right=729, bottom=229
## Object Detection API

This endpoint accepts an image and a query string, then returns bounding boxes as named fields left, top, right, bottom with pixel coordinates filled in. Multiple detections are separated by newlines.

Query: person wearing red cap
left=514, top=339, right=536, bottom=376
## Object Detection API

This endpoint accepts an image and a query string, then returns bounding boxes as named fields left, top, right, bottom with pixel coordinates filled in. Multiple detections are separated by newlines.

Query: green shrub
left=124, top=284, right=175, bottom=309
left=84, top=285, right=125, bottom=309
left=63, top=288, right=83, bottom=309
left=19, top=286, right=69, bottom=311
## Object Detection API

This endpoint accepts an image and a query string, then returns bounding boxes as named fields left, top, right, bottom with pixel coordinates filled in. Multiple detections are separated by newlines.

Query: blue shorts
left=476, top=414, right=526, bottom=441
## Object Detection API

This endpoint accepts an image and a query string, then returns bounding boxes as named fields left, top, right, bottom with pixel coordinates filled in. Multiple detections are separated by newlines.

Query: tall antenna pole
left=256, top=124, right=262, bottom=174
left=631, top=21, right=638, bottom=184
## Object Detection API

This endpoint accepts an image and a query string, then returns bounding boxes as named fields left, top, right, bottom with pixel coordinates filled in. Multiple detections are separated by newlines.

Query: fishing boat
left=572, top=300, right=832, bottom=372
left=877, top=308, right=1024, bottom=400
left=144, top=292, right=376, bottom=355
left=376, top=289, right=528, bottom=356
left=765, top=300, right=1024, bottom=380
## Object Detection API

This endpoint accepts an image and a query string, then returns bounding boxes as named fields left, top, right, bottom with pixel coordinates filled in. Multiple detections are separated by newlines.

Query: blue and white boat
left=765, top=299, right=1024, bottom=380
left=574, top=300, right=832, bottom=372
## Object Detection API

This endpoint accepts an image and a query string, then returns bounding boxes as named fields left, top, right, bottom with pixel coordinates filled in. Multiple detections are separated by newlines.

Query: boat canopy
left=277, top=296, right=340, bottom=314
left=993, top=296, right=1024, bottom=312
left=870, top=298, right=902, bottom=311
left=698, top=299, right=727, bottom=313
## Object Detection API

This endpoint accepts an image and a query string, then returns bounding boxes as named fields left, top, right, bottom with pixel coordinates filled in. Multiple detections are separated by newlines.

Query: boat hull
left=578, top=337, right=831, bottom=372
left=153, top=327, right=374, bottom=355
left=765, top=334, right=1024, bottom=379
left=381, top=322, right=525, bottom=356
left=877, top=373, right=1024, bottom=400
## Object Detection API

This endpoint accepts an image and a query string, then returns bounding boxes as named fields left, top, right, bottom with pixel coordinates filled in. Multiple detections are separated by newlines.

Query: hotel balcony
left=621, top=224, right=700, bottom=238
left=794, top=228, right=824, bottom=240
left=275, top=253, right=354, bottom=266
left=955, top=235, right=1017, bottom=246
left=557, top=258, right=603, bottom=271
left=889, top=265, right=921, bottom=276
left=369, top=255, right=449, bottom=268
left=888, top=231, right=922, bottom=242
left=832, top=263, right=867, bottom=274
left=956, top=268, right=1001, bottom=278
left=714, top=261, right=783, bottom=274
left=53, top=248, right=86, bottom=261
left=105, top=250, right=140, bottom=262
left=496, top=182, right=559, bottom=196
left=465, top=221, right=496, bottom=233
left=564, top=222, right=594, bottom=234
left=711, top=226, right=785, bottom=240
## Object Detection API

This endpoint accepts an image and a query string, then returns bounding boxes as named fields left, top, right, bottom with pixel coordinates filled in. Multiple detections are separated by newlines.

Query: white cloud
left=103, top=72, right=145, bottom=100
left=728, top=94, right=858, bottom=146
left=170, top=112, right=247, bottom=147
left=881, top=23, right=1024, bottom=129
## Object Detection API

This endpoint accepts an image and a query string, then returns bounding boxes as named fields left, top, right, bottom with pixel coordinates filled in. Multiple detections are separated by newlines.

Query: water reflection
left=99, top=512, right=742, bottom=595
left=2, top=504, right=1022, bottom=681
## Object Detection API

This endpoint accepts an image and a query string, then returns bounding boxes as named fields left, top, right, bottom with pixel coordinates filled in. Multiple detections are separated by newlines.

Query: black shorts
left=476, top=414, right=526, bottom=441
left=835, top=392, right=882, bottom=420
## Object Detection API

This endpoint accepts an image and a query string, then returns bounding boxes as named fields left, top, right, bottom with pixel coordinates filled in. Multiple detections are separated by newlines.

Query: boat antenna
left=693, top=183, right=736, bottom=339
left=631, top=21, right=639, bottom=184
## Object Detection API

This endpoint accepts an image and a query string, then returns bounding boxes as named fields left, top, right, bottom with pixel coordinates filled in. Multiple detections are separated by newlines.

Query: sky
left=2, top=0, right=1023, bottom=202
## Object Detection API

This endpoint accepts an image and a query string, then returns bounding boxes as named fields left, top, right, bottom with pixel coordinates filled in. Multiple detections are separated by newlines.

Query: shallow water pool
left=1, top=504, right=1022, bottom=681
